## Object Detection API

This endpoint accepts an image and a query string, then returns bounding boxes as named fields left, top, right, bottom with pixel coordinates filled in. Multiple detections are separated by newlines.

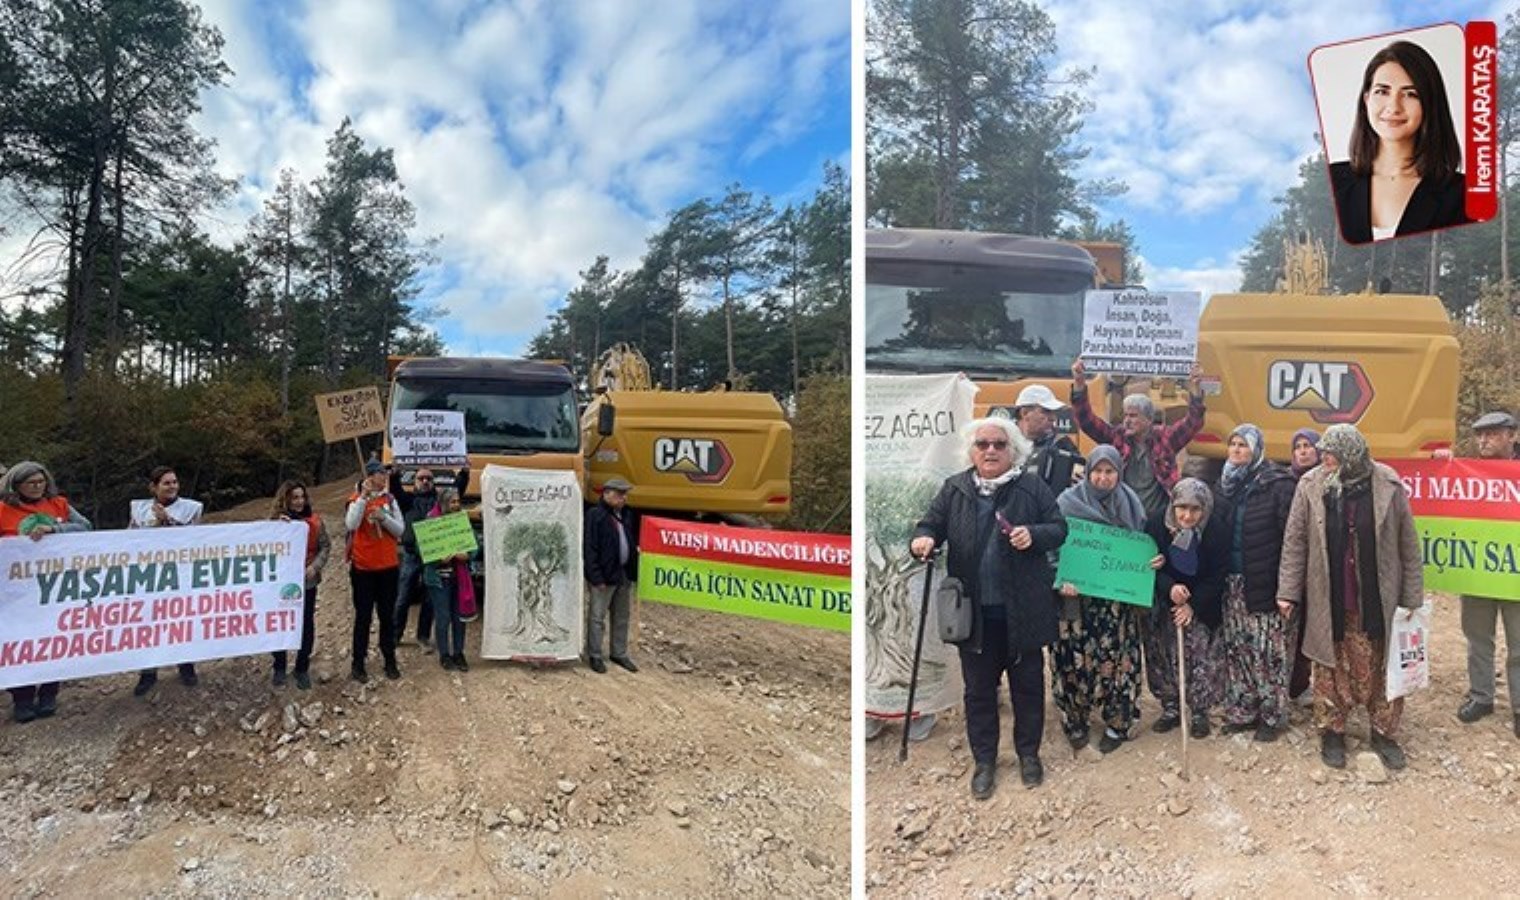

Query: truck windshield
left=391, top=377, right=579, bottom=453
left=866, top=260, right=1090, bottom=377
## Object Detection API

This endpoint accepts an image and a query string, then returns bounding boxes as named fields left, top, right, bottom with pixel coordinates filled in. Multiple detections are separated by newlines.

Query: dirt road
left=0, top=480, right=849, bottom=897
left=866, top=596, right=1519, bottom=897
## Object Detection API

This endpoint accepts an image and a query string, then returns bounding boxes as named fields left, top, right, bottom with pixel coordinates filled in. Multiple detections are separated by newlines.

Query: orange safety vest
left=347, top=493, right=399, bottom=571
left=302, top=512, right=323, bottom=566
left=0, top=495, right=72, bottom=537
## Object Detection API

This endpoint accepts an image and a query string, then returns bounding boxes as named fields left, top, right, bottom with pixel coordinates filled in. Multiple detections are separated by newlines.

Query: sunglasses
left=974, top=440, right=1008, bottom=451
left=415, top=476, right=433, bottom=482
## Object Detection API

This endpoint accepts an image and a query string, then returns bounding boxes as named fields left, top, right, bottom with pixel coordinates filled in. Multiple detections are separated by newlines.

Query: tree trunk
left=670, top=253, right=682, bottom=390
left=723, top=271, right=736, bottom=382
left=106, top=142, right=126, bottom=372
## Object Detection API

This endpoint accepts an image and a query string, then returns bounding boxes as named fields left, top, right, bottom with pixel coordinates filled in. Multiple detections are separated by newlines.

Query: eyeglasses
left=974, top=440, right=1008, bottom=451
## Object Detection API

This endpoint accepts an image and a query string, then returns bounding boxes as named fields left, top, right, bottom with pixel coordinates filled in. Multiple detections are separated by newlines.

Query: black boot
left=971, top=762, right=996, bottom=800
left=1320, top=731, right=1347, bottom=769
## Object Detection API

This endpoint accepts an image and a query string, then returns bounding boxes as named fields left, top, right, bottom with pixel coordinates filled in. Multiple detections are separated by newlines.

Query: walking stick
left=1177, top=619, right=1190, bottom=780
left=900, top=550, right=938, bottom=764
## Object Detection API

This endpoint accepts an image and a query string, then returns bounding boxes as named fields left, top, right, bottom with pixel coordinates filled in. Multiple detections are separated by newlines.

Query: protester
left=911, top=418, right=1066, bottom=796
left=1454, top=411, right=1519, bottom=739
left=1070, top=358, right=1206, bottom=520
left=1213, top=425, right=1297, bottom=742
left=1014, top=384, right=1082, bottom=492
left=423, top=487, right=476, bottom=672
left=1290, top=428, right=1322, bottom=479
left=1052, top=445, right=1151, bottom=755
left=583, top=477, right=640, bottom=674
left=130, top=467, right=205, bottom=696
left=347, top=460, right=405, bottom=682
left=270, top=480, right=330, bottom=690
left=1287, top=428, right=1322, bottom=704
left=1144, top=477, right=1227, bottom=738
left=1277, top=424, right=1423, bottom=770
left=0, top=462, right=92, bottom=723
left=389, top=466, right=468, bottom=648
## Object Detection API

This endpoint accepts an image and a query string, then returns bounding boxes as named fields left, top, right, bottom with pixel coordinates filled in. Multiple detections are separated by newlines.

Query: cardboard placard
left=315, top=387, right=385, bottom=443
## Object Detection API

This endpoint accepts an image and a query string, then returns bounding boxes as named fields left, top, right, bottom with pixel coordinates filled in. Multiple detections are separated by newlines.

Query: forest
left=0, top=0, right=850, bottom=532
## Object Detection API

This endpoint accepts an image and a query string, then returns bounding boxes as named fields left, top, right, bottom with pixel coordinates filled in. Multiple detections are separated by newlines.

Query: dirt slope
left=0, top=479, right=849, bottom=898
left=866, top=595, right=1520, bottom=898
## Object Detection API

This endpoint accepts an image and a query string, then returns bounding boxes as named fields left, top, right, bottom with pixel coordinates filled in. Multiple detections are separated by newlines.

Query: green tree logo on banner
left=501, top=522, right=571, bottom=645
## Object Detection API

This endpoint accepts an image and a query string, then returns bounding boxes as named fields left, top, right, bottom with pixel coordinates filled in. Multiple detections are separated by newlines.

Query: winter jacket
left=912, top=468, right=1067, bottom=655
left=1276, top=462, right=1423, bottom=667
left=1212, top=464, right=1296, bottom=614
left=390, top=468, right=469, bottom=552
left=1071, top=388, right=1205, bottom=493
left=1144, top=509, right=1228, bottom=630
left=584, top=501, right=638, bottom=586
left=1027, top=432, right=1082, bottom=494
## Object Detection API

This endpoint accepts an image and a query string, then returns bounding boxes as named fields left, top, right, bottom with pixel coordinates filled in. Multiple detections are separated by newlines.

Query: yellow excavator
left=865, top=227, right=1457, bottom=465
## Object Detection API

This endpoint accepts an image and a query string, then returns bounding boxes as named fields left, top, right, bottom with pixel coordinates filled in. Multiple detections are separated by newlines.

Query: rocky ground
left=866, top=595, right=1520, bottom=898
left=0, top=480, right=849, bottom=898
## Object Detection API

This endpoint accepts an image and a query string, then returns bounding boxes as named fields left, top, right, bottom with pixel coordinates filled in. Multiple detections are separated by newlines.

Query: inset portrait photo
left=1309, top=24, right=1492, bottom=246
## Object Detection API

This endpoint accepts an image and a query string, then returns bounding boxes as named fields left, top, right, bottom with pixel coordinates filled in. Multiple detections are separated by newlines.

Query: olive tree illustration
left=864, top=474, right=943, bottom=696
left=501, top=521, right=572, bottom=644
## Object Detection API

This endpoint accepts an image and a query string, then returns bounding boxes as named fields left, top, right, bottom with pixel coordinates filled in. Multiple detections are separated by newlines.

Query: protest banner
left=1388, top=458, right=1520, bottom=601
left=0, top=522, right=307, bottom=690
left=314, top=386, right=385, bottom=443
left=1054, top=518, right=1157, bottom=607
left=412, top=512, right=479, bottom=565
left=479, top=465, right=583, bottom=661
left=864, top=373, right=978, bottom=718
left=389, top=409, right=468, bottom=466
left=1080, top=289, right=1201, bottom=377
left=637, top=517, right=849, bottom=633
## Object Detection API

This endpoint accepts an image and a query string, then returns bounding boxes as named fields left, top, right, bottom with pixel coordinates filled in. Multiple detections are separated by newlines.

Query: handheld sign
left=389, top=410, right=468, bottom=466
left=315, top=387, right=385, bottom=443
left=1081, top=290, right=1201, bottom=378
left=411, top=512, right=478, bottom=565
left=1054, top=518, right=1157, bottom=607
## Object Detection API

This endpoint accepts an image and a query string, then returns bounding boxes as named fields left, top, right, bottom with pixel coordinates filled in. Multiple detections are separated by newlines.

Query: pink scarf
left=429, top=503, right=476, bottom=619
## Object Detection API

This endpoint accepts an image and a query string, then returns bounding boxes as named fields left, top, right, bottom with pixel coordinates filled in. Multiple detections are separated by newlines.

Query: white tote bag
left=1385, top=600, right=1432, bottom=701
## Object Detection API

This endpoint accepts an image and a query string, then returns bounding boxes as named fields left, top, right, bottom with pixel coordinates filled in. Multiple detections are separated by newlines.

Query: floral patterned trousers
left=1221, top=575, right=1292, bottom=729
left=1313, top=601, right=1403, bottom=736
left=1051, top=597, right=1143, bottom=737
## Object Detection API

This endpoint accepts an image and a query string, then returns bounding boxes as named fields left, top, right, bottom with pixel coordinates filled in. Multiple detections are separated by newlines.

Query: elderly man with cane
left=910, top=417, right=1066, bottom=798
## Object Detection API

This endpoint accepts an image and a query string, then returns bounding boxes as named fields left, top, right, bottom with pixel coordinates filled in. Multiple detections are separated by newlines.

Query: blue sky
left=186, top=0, right=850, bottom=356
left=1040, top=0, right=1512, bottom=295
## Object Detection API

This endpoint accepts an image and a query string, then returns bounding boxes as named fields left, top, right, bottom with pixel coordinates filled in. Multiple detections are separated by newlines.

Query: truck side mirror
left=597, top=402, right=616, bottom=437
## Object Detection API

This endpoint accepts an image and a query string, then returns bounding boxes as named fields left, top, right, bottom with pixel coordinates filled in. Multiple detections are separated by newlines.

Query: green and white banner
left=638, top=517, right=850, bottom=633
left=1389, top=459, right=1520, bottom=601
left=864, top=373, right=978, bottom=718
left=480, top=466, right=584, bottom=661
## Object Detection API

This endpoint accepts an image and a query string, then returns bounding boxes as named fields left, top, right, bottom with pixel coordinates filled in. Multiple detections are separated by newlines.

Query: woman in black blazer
left=1330, top=40, right=1469, bottom=244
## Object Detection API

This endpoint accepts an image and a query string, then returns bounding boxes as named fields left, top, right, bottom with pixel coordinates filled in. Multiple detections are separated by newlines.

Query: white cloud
left=1138, top=252, right=1246, bottom=300
left=183, top=0, right=845, bottom=354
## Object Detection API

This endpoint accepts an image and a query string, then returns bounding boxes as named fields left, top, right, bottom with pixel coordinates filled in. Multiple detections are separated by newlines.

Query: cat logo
left=653, top=437, right=733, bottom=483
left=1266, top=360, right=1374, bottom=424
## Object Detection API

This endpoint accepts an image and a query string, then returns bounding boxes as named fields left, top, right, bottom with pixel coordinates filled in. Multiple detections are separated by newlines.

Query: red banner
left=1387, top=458, right=1520, bottom=521
left=1466, top=20, right=1499, bottom=222
left=639, top=516, right=850, bottom=578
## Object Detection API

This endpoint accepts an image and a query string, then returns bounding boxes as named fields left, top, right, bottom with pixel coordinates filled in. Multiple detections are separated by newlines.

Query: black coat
left=913, top=468, right=1067, bottom=655
left=1144, top=509, right=1228, bottom=630
left=1330, top=161, right=1470, bottom=245
left=584, top=500, right=638, bottom=586
left=390, top=468, right=470, bottom=551
left=1213, top=464, right=1296, bottom=614
left=1027, top=433, right=1082, bottom=494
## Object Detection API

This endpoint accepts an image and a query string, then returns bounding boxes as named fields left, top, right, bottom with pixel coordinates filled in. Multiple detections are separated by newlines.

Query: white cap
left=1014, top=384, right=1065, bottom=411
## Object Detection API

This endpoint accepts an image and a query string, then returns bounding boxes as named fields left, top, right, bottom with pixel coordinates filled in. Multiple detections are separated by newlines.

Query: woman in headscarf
left=1290, top=428, right=1322, bottom=479
left=1277, top=424, right=1422, bottom=771
left=1144, top=477, right=1228, bottom=737
left=0, top=462, right=92, bottom=723
left=1053, top=445, right=1152, bottom=754
left=1287, top=427, right=1322, bottom=704
left=1214, top=424, right=1298, bottom=741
